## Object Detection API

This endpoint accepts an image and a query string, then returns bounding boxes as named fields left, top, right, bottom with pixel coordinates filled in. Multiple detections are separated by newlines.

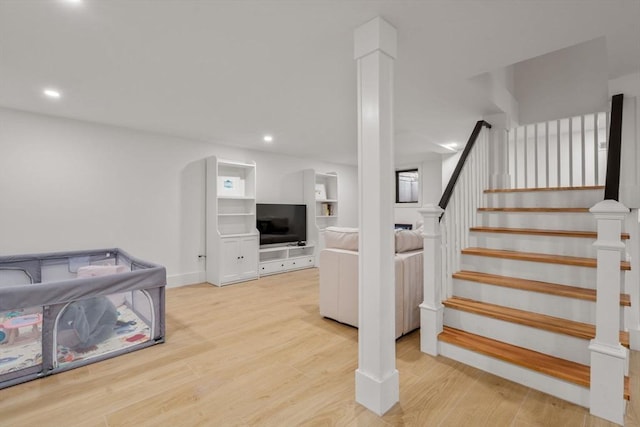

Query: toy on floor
left=0, top=313, right=43, bottom=345
left=57, top=297, right=118, bottom=353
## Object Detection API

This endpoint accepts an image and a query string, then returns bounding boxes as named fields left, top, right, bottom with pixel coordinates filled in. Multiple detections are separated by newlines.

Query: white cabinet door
left=220, top=238, right=241, bottom=283
left=220, top=236, right=258, bottom=284
left=238, top=236, right=258, bottom=278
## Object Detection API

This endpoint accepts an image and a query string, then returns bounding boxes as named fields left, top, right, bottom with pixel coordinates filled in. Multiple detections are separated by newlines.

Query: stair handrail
left=604, top=93, right=624, bottom=201
left=438, top=120, right=492, bottom=217
left=419, top=119, right=492, bottom=355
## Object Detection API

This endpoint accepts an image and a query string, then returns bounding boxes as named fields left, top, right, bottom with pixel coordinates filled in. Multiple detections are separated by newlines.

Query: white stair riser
left=444, top=308, right=590, bottom=365
left=439, top=341, right=590, bottom=408
left=461, top=254, right=601, bottom=289
left=478, top=212, right=596, bottom=231
left=484, top=189, right=604, bottom=209
left=453, top=279, right=594, bottom=324
left=452, top=279, right=626, bottom=329
left=469, top=233, right=598, bottom=258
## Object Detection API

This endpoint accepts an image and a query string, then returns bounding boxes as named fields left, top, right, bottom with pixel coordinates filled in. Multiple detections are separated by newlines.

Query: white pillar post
left=353, top=17, right=399, bottom=416
left=484, top=113, right=511, bottom=189
left=418, top=205, right=444, bottom=355
left=589, top=200, right=629, bottom=425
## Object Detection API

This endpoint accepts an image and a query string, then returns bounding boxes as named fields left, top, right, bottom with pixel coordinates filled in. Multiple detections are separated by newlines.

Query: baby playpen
left=0, top=248, right=166, bottom=389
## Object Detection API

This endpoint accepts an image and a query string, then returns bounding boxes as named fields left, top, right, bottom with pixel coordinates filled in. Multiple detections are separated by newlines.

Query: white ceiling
left=1, top=0, right=638, bottom=165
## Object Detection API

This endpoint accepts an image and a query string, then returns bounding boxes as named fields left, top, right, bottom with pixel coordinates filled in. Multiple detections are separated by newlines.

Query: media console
left=258, top=243, right=315, bottom=276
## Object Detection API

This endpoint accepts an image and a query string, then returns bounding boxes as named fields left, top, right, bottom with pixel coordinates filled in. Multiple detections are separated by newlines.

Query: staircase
left=436, top=185, right=631, bottom=408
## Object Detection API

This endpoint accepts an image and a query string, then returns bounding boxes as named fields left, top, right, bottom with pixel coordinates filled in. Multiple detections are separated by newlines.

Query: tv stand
left=258, top=243, right=315, bottom=276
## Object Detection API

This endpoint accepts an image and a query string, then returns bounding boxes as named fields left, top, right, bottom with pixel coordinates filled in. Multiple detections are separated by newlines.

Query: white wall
left=0, top=108, right=357, bottom=286
left=514, top=37, right=608, bottom=125
left=441, top=151, right=463, bottom=194
left=393, top=158, right=442, bottom=228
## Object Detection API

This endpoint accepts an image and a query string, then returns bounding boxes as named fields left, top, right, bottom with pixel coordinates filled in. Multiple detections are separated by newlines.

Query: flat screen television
left=256, top=203, right=307, bottom=246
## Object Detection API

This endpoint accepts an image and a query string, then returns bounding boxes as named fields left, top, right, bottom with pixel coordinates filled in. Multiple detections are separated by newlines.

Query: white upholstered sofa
left=319, top=226, right=424, bottom=338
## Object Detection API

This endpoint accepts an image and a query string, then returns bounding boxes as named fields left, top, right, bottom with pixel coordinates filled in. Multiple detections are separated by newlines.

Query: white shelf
left=218, top=195, right=255, bottom=200
left=218, top=159, right=255, bottom=168
left=206, top=156, right=259, bottom=286
left=219, top=232, right=258, bottom=238
left=258, top=244, right=315, bottom=276
left=315, top=172, right=337, bottom=178
left=259, top=243, right=315, bottom=253
left=304, top=169, right=339, bottom=267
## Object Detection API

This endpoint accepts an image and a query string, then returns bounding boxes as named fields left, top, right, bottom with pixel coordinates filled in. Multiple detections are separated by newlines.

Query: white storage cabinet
left=206, top=156, right=259, bottom=286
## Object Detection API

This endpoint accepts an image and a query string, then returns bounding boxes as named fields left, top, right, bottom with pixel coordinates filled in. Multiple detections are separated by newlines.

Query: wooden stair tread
left=484, top=186, right=604, bottom=194
left=469, top=226, right=630, bottom=240
left=453, top=270, right=631, bottom=306
left=478, top=207, right=590, bottom=213
left=439, top=326, right=630, bottom=400
left=462, top=247, right=631, bottom=270
left=443, top=296, right=630, bottom=347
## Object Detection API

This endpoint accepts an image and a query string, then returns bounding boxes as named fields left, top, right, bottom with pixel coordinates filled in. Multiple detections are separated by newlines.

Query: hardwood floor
left=0, top=268, right=638, bottom=426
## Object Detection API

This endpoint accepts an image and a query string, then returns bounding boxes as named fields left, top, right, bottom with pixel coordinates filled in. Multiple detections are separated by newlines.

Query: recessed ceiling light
left=43, top=88, right=62, bottom=99
left=263, top=135, right=273, bottom=143
left=65, top=0, right=83, bottom=4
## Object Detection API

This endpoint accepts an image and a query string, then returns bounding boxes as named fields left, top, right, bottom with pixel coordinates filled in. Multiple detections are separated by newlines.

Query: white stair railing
left=507, top=112, right=608, bottom=189
left=439, top=128, right=490, bottom=300
left=420, top=121, right=491, bottom=355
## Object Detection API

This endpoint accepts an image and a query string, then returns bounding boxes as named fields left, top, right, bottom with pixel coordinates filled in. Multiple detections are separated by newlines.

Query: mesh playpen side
left=0, top=248, right=166, bottom=389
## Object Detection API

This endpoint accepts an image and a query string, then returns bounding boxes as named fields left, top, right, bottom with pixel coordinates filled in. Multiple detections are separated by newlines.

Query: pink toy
left=0, top=313, right=43, bottom=345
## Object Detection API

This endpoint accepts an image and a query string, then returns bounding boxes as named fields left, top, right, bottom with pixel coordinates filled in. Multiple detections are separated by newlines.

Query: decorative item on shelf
left=327, top=204, right=334, bottom=216
left=315, top=183, right=327, bottom=200
left=218, top=176, right=245, bottom=197
left=321, top=203, right=330, bottom=216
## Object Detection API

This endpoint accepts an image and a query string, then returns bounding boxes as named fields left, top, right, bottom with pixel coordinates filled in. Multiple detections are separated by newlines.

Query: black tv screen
left=256, top=204, right=307, bottom=246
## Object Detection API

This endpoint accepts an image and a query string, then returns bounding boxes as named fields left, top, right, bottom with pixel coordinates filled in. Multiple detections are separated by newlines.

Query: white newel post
left=618, top=95, right=640, bottom=350
left=589, top=200, right=629, bottom=425
left=353, top=17, right=399, bottom=415
left=485, top=112, right=511, bottom=189
left=418, top=205, right=444, bottom=355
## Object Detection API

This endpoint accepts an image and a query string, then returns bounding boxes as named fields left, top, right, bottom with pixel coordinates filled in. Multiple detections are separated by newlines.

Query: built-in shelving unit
left=258, top=244, right=315, bottom=276
left=303, top=169, right=339, bottom=265
left=206, top=156, right=259, bottom=286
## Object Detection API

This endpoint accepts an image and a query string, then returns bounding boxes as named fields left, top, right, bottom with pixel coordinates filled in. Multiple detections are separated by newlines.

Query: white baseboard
left=166, top=270, right=206, bottom=288
left=355, top=368, right=399, bottom=416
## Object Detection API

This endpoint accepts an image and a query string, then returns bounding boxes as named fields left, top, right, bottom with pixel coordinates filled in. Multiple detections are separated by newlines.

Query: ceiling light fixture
left=43, top=88, right=62, bottom=99
left=263, top=135, right=273, bottom=143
